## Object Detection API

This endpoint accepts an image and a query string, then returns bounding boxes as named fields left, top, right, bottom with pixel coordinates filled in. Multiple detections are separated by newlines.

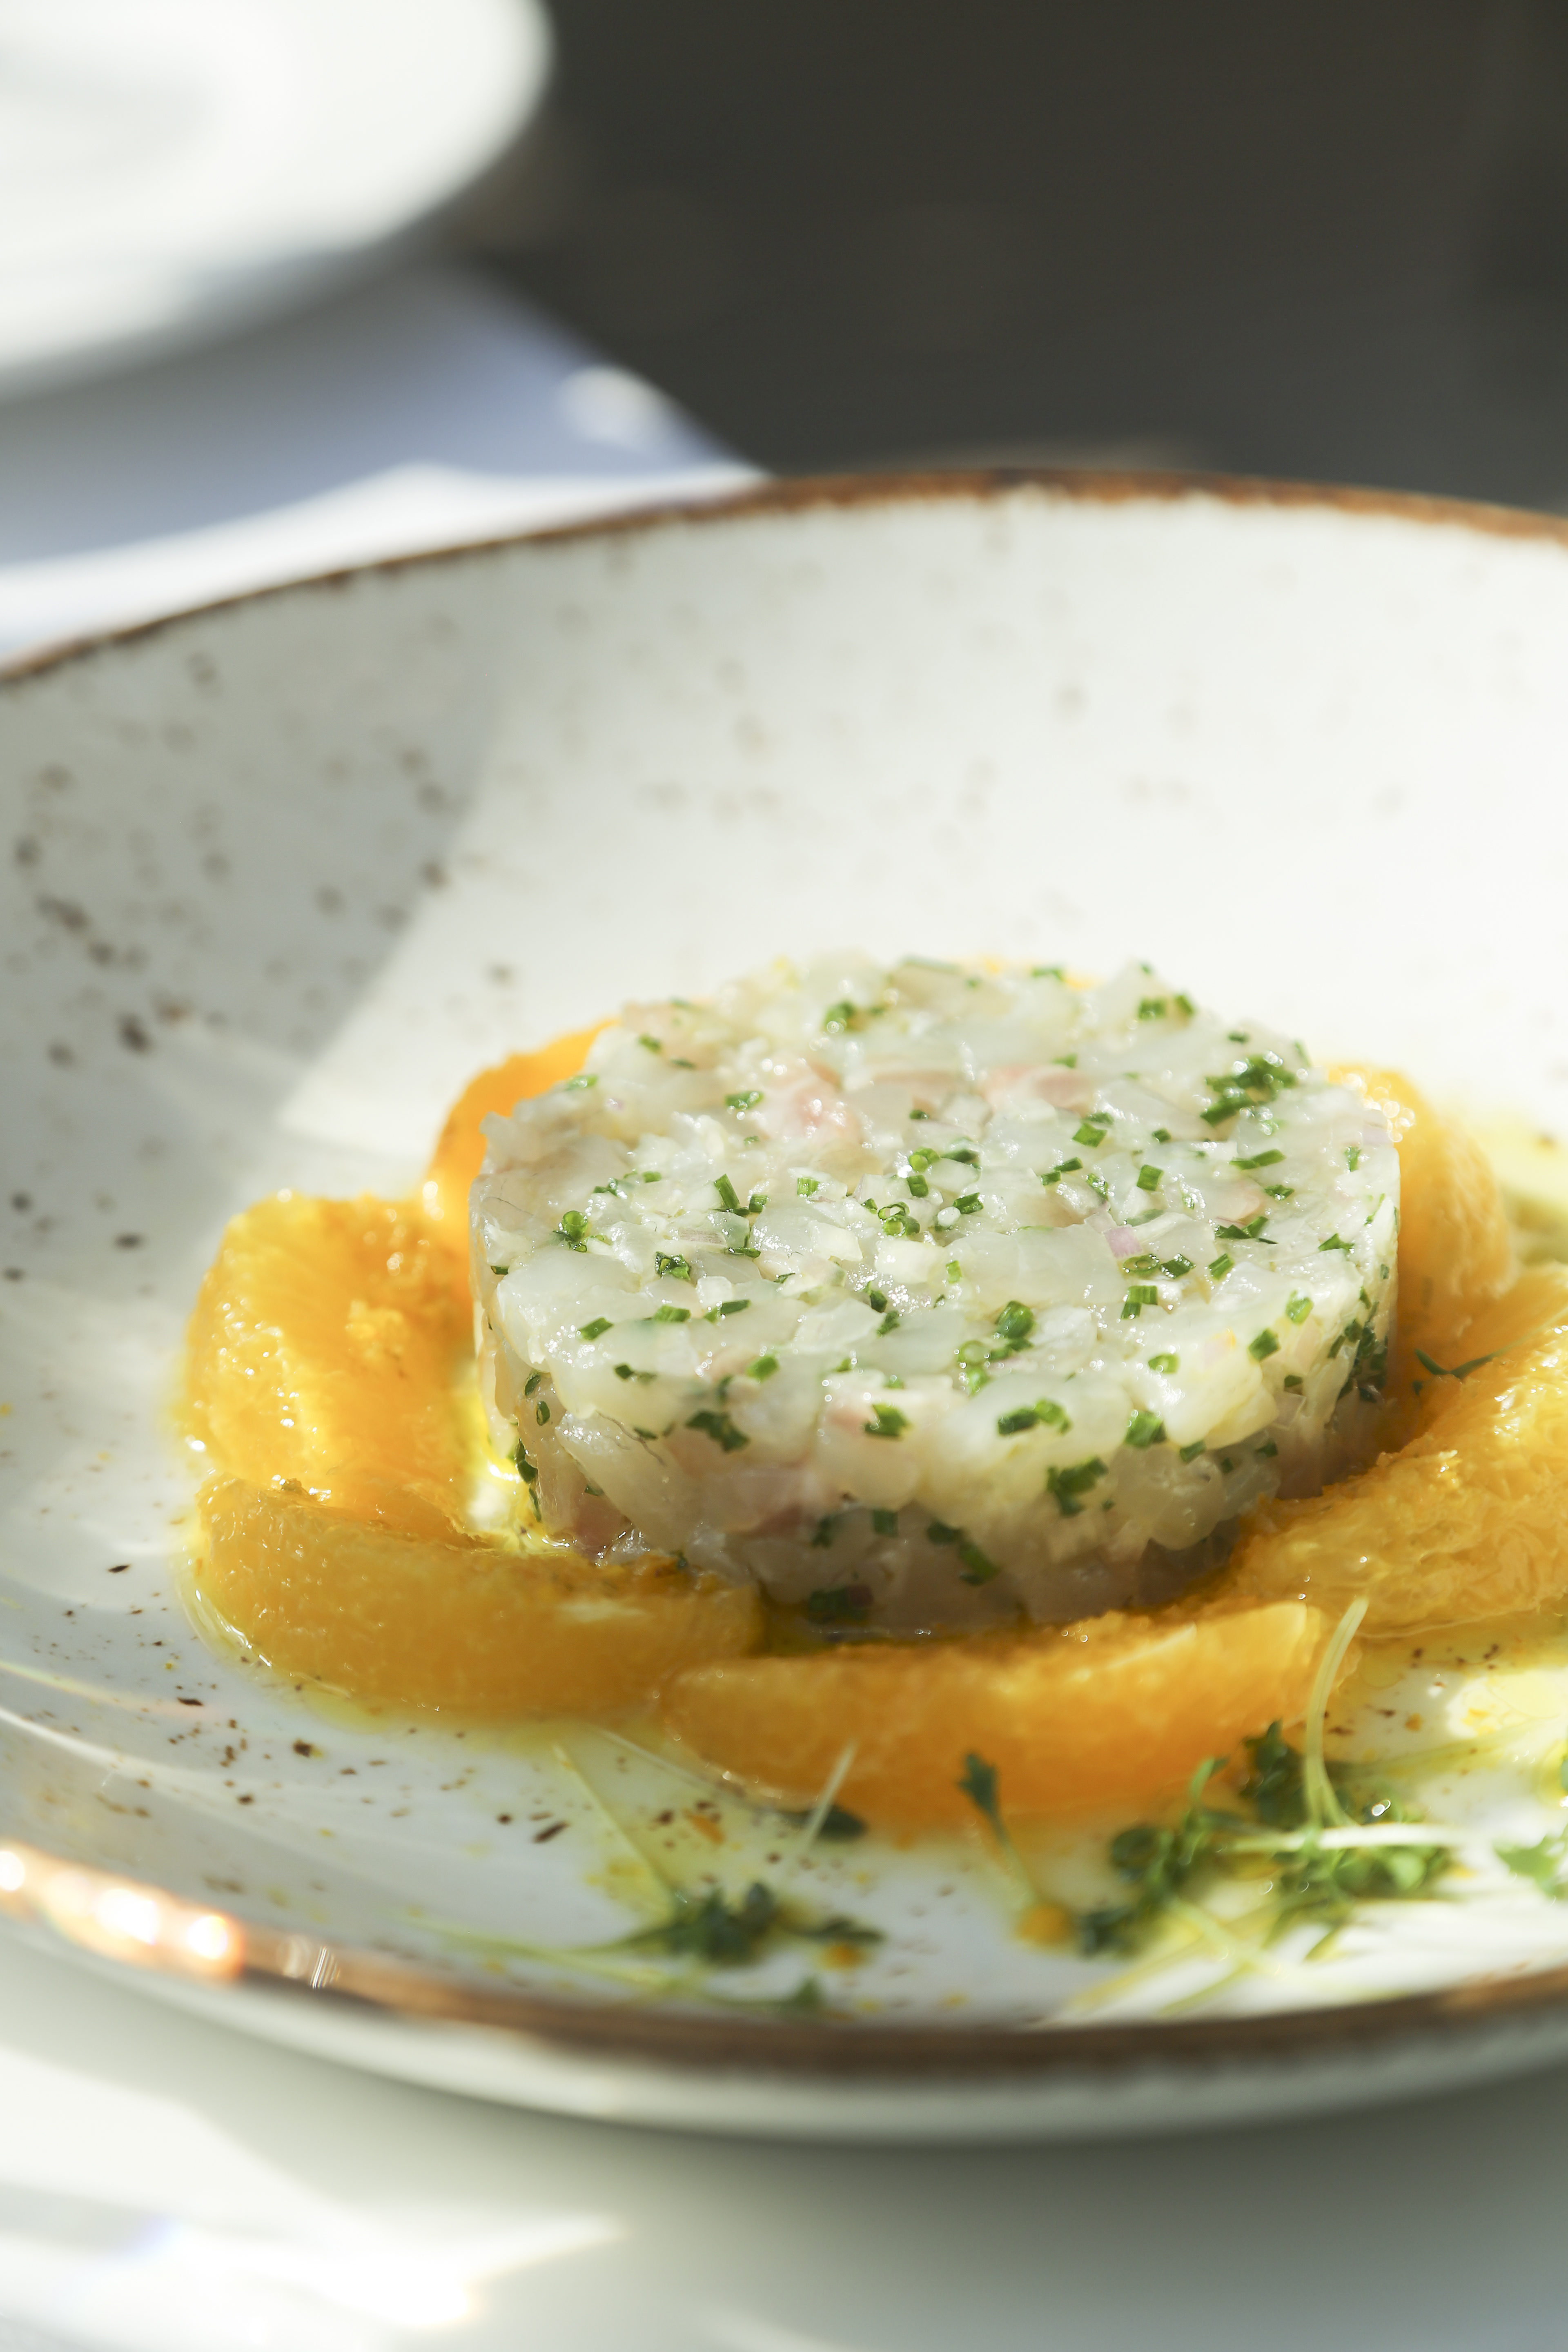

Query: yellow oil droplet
left=1016, top=1900, right=1075, bottom=1947
left=823, top=1941, right=868, bottom=1970
left=1405, top=1712, right=1423, bottom=1731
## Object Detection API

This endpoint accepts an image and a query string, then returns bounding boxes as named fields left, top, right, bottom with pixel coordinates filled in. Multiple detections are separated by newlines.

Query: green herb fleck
left=579, top=1317, right=613, bottom=1340
left=864, top=1403, right=910, bottom=1440
left=655, top=1252, right=693, bottom=1283
left=1286, top=1292, right=1312, bottom=1325
left=557, top=1209, right=590, bottom=1252
left=1125, top=1410, right=1165, bottom=1449
left=1249, top=1328, right=1281, bottom=1361
left=1148, top=1352, right=1178, bottom=1374
left=958, top=1541, right=1001, bottom=1586
left=1046, top=1458, right=1108, bottom=1516
left=726, top=1089, right=764, bottom=1112
left=686, top=1408, right=749, bottom=1452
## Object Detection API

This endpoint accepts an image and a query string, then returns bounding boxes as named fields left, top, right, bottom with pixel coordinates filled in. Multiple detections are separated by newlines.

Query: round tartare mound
left=472, top=959, right=1398, bottom=1631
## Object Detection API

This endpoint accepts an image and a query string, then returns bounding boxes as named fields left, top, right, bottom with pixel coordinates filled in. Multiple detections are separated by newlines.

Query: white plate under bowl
left=0, top=0, right=551, bottom=399
left=5, top=472, right=1568, bottom=2142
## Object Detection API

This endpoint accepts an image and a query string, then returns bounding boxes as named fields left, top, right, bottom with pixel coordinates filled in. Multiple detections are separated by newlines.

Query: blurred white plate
left=8, top=474, right=1568, bottom=2142
left=0, top=0, right=551, bottom=398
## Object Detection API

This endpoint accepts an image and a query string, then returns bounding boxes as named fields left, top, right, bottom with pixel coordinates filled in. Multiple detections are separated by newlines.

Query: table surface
left=3, top=261, right=1567, bottom=2352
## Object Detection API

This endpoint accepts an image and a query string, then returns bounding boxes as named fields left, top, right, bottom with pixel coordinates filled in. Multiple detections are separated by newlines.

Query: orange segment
left=1332, top=1063, right=1513, bottom=1375
left=660, top=1598, right=1336, bottom=1828
left=1227, top=1264, right=1568, bottom=1635
left=185, top=1193, right=471, bottom=1536
left=421, top=1027, right=602, bottom=1243
left=195, top=1477, right=762, bottom=1715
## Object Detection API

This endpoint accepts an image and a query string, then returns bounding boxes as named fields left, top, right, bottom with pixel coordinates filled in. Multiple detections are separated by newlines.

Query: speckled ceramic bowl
left=6, top=472, right=1568, bottom=2140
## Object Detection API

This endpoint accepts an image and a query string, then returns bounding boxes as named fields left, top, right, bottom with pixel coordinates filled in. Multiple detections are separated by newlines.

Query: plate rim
left=7, top=461, right=1568, bottom=690
left=7, top=460, right=1568, bottom=2081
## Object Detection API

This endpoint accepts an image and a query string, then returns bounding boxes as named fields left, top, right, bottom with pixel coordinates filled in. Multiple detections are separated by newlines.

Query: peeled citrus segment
left=195, top=1476, right=763, bottom=1715
left=1332, top=1063, right=1513, bottom=1369
left=185, top=1193, right=472, bottom=1536
left=1228, top=1264, right=1568, bottom=1635
left=660, top=1598, right=1336, bottom=1829
left=421, top=1027, right=602, bottom=1243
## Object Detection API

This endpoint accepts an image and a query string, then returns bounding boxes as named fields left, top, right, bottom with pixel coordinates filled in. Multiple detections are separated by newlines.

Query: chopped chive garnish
left=1215, top=1215, right=1271, bottom=1241
left=1031, top=964, right=1065, bottom=979
left=955, top=1193, right=982, bottom=1216
left=713, top=1174, right=742, bottom=1214
left=910, top=1107, right=932, bottom=1120
left=747, top=1354, right=778, bottom=1381
left=711, top=1298, right=751, bottom=1319
left=1137, top=997, right=1167, bottom=1020
left=1249, top=1329, right=1281, bottom=1361
left=877, top=1310, right=900, bottom=1335
left=1175, top=993, right=1196, bottom=1018
left=1265, top=1184, right=1295, bottom=1198
left=1161, top=1254, right=1193, bottom=1278
left=871, top=1508, right=899, bottom=1536
left=927, top=1521, right=962, bottom=1546
left=1073, top=1118, right=1111, bottom=1148
left=579, top=1317, right=613, bottom=1340
left=512, top=1445, right=538, bottom=1484
left=489, top=1262, right=510, bottom=1275
left=726, top=1089, right=763, bottom=1111
left=1345, top=1145, right=1363, bottom=1171
left=557, top=1210, right=590, bottom=1251
left=652, top=1303, right=690, bottom=1323
left=524, top=1371, right=543, bottom=1396
left=996, top=1399, right=1071, bottom=1437
left=535, top=1399, right=550, bottom=1424
left=1319, top=1233, right=1353, bottom=1254
left=796, top=1174, right=820, bottom=1197
left=1208, top=1253, right=1234, bottom=1279
left=1286, top=1292, right=1312, bottom=1324
left=958, top=1540, right=1001, bottom=1586
left=1120, top=1283, right=1158, bottom=1318
left=564, top=1073, right=598, bottom=1090
left=995, top=1300, right=1035, bottom=1347
left=1125, top=1410, right=1165, bottom=1449
left=637, top=1034, right=662, bottom=1051
left=1152, top=1127, right=1172, bottom=1143
left=906, top=1172, right=930, bottom=1197
left=1178, top=1440, right=1206, bottom=1462
left=863, top=1403, right=910, bottom=1440
left=1136, top=1165, right=1162, bottom=1192
left=686, top=1408, right=748, bottom=1452
left=1046, top=1458, right=1108, bottom=1516
left=1283, top=1373, right=1303, bottom=1391
left=822, top=999, right=856, bottom=1033
left=1234, top=1149, right=1285, bottom=1170
left=1148, top=1352, right=1178, bottom=1374
left=1042, top=1157, right=1083, bottom=1185
left=946, top=1259, right=962, bottom=1280
left=655, top=1251, right=693, bottom=1282
left=1256, top=1438, right=1278, bottom=1458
